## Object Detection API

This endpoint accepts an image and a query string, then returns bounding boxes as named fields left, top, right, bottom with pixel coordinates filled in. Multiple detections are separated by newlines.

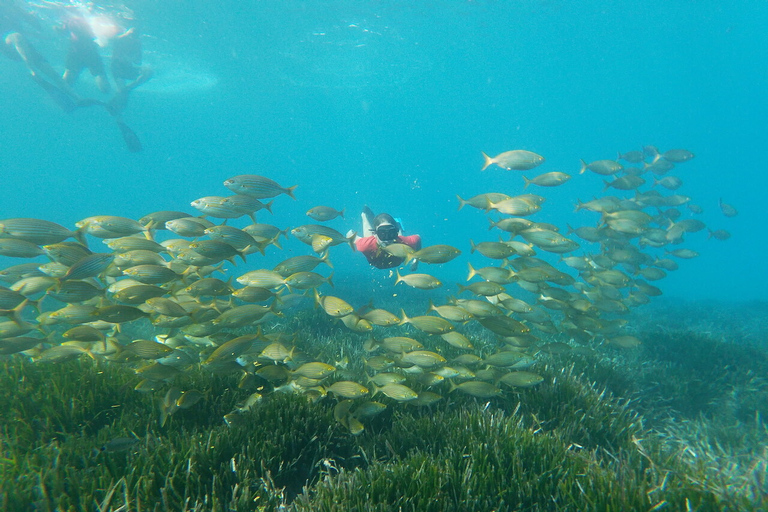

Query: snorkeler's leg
left=362, top=210, right=375, bottom=237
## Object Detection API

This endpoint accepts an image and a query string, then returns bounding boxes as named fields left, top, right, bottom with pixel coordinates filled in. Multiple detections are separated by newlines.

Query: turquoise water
left=1, top=1, right=766, bottom=301
left=2, top=4, right=768, bottom=509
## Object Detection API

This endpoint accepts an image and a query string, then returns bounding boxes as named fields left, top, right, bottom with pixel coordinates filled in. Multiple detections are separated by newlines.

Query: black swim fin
left=116, top=120, right=142, bottom=152
left=362, top=205, right=375, bottom=224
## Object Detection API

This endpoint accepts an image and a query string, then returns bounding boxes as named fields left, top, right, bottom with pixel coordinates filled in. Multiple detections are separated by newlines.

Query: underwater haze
left=4, top=2, right=768, bottom=511
left=1, top=0, right=766, bottom=301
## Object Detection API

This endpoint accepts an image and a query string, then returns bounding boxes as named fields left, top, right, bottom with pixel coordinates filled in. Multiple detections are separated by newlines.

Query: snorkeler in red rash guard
left=352, top=206, right=421, bottom=270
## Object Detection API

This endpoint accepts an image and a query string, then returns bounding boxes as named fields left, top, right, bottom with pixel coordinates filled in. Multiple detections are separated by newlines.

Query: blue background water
left=1, top=1, right=766, bottom=302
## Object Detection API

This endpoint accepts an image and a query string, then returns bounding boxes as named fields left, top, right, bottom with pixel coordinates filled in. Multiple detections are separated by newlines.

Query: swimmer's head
left=373, top=213, right=400, bottom=243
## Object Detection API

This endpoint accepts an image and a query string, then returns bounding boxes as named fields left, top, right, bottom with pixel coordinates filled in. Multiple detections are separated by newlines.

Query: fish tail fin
left=339, top=208, right=345, bottom=219
left=456, top=194, right=467, bottom=211
left=74, top=227, right=89, bottom=248
left=285, top=185, right=298, bottom=200
left=321, top=250, right=334, bottom=269
left=579, top=159, right=588, bottom=174
left=522, top=176, right=532, bottom=189
left=467, top=262, right=477, bottom=281
left=480, top=151, right=493, bottom=171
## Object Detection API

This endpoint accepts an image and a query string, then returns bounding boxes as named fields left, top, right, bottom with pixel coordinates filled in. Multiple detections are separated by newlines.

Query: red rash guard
left=355, top=235, right=422, bottom=269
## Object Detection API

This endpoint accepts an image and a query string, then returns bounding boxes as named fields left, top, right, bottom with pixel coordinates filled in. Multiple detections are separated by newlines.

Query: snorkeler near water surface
left=1, top=0, right=150, bottom=152
left=349, top=206, right=422, bottom=270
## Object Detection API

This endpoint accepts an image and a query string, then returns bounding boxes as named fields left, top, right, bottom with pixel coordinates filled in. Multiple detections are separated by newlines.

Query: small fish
left=660, top=148, right=694, bottom=163
left=457, top=281, right=505, bottom=297
left=486, top=197, right=542, bottom=216
left=326, top=381, right=369, bottom=399
left=122, top=265, right=178, bottom=285
left=36, top=344, right=90, bottom=363
left=165, top=217, right=215, bottom=237
left=617, top=150, right=645, bottom=163
left=338, top=313, right=373, bottom=333
left=374, top=383, right=418, bottom=402
left=139, top=211, right=191, bottom=230
left=212, top=304, right=274, bottom=328
left=237, top=269, right=286, bottom=288
left=113, top=284, right=167, bottom=304
left=284, top=271, right=333, bottom=291
left=476, top=315, right=529, bottom=337
left=293, top=362, right=336, bottom=379
left=449, top=380, right=501, bottom=398
left=469, top=240, right=517, bottom=259
left=359, top=308, right=401, bottom=327
left=76, top=216, right=147, bottom=238
left=176, top=390, right=205, bottom=409
left=395, top=270, right=442, bottom=290
left=428, top=301, right=473, bottom=322
left=409, top=391, right=443, bottom=407
left=466, top=263, right=516, bottom=284
left=399, top=311, right=454, bottom=334
left=522, top=171, right=571, bottom=188
left=0, top=336, right=44, bottom=355
left=481, top=150, right=545, bottom=171
left=315, top=292, right=355, bottom=317
left=579, top=159, right=623, bottom=175
left=406, top=244, right=461, bottom=264
left=0, top=239, right=44, bottom=258
left=376, top=336, right=423, bottom=353
left=306, top=206, right=345, bottom=221
left=718, top=198, right=738, bottom=217
left=124, top=339, right=175, bottom=359
left=603, top=175, right=646, bottom=191
left=291, top=225, right=354, bottom=249
left=0, top=218, right=80, bottom=245
left=100, top=437, right=141, bottom=453
left=498, top=371, right=544, bottom=387
left=482, top=351, right=528, bottom=368
left=400, top=350, right=447, bottom=368
left=653, top=176, right=683, bottom=190
left=105, top=237, right=166, bottom=254
left=182, top=278, right=233, bottom=297
left=440, top=331, right=474, bottom=350
left=223, top=175, right=297, bottom=200
left=95, top=305, right=148, bottom=324
left=707, top=229, right=731, bottom=241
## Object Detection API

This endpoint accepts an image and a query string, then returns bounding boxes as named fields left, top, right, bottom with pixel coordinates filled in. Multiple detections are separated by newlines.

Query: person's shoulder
left=400, top=234, right=421, bottom=248
left=355, top=235, right=377, bottom=252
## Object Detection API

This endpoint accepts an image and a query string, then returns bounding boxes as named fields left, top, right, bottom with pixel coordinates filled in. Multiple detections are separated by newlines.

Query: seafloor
left=1, top=297, right=766, bottom=512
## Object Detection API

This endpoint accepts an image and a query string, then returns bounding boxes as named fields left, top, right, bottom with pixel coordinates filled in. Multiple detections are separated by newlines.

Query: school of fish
left=0, top=146, right=736, bottom=433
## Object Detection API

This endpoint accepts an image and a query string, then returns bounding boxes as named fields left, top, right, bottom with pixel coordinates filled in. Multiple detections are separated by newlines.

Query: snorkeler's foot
left=127, top=67, right=153, bottom=91
left=116, top=120, right=142, bottom=152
